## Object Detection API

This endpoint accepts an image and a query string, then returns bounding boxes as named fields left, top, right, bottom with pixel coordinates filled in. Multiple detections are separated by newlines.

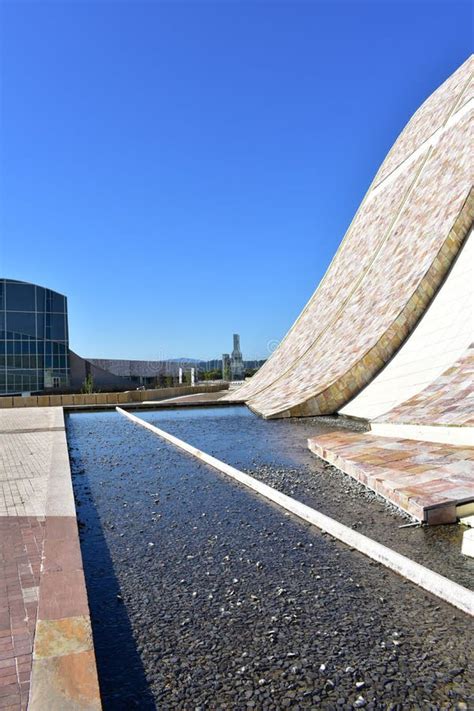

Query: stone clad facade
left=226, top=57, right=473, bottom=419
left=375, top=344, right=474, bottom=428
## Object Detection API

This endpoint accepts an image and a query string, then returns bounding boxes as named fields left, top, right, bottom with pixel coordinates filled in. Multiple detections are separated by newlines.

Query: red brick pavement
left=0, top=517, right=44, bottom=710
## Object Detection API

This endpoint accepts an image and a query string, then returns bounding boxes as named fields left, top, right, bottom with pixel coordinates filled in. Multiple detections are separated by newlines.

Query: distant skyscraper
left=230, top=334, right=244, bottom=380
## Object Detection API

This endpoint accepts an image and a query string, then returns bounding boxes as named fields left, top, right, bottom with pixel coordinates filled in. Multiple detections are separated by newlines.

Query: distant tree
left=201, top=370, right=222, bottom=381
left=81, top=373, right=94, bottom=394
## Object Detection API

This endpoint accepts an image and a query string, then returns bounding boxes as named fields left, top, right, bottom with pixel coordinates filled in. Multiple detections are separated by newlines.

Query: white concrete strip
left=117, top=407, right=474, bottom=617
left=370, top=422, right=474, bottom=447
left=461, top=529, right=474, bottom=558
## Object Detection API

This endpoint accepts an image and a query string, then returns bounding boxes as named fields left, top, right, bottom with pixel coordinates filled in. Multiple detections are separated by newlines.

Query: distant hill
left=167, top=358, right=202, bottom=363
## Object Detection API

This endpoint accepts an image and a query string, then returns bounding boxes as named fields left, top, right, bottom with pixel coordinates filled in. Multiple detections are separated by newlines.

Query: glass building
left=0, top=279, right=69, bottom=394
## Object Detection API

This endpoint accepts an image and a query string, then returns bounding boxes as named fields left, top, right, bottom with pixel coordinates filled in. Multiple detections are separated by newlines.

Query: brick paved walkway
left=0, top=408, right=100, bottom=710
left=0, top=517, right=43, bottom=709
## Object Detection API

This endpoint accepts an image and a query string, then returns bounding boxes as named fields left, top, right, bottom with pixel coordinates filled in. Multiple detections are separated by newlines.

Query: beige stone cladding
left=372, top=55, right=472, bottom=186
left=227, top=57, right=473, bottom=418
left=375, top=344, right=474, bottom=427
left=249, top=116, right=473, bottom=418
left=339, top=230, right=473, bottom=422
left=228, top=153, right=428, bottom=403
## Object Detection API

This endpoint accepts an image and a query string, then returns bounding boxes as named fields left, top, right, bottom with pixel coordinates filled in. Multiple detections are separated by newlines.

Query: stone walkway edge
left=0, top=407, right=101, bottom=711
left=116, top=407, right=474, bottom=618
left=28, top=412, right=102, bottom=711
left=29, top=408, right=101, bottom=711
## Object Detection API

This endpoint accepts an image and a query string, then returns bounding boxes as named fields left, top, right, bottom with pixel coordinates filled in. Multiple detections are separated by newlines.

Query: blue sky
left=0, top=1, right=470, bottom=361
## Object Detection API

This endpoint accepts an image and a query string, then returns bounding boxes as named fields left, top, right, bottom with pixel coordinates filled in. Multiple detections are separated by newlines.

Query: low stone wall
left=0, top=383, right=227, bottom=409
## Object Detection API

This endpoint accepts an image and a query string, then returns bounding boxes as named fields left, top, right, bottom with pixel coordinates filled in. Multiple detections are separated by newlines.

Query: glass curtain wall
left=0, top=279, right=69, bottom=394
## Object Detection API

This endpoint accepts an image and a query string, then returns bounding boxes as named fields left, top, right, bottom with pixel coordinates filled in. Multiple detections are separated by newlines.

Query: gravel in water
left=68, top=411, right=473, bottom=710
left=138, top=406, right=473, bottom=591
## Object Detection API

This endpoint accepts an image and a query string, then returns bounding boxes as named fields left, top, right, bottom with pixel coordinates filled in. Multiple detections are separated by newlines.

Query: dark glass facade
left=0, top=279, right=69, bottom=394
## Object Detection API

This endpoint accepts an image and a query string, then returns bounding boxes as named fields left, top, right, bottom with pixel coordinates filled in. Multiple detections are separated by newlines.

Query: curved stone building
left=0, top=279, right=69, bottom=394
left=227, top=56, right=473, bottom=419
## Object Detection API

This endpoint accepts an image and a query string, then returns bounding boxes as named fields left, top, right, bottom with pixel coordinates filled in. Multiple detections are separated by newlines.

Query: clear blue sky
left=0, top=1, right=470, bottom=361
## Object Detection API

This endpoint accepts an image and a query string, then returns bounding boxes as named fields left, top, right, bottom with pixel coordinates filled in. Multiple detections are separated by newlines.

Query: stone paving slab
left=0, top=408, right=101, bottom=710
left=308, top=430, right=474, bottom=524
left=0, top=409, right=64, bottom=434
left=0, top=432, right=51, bottom=517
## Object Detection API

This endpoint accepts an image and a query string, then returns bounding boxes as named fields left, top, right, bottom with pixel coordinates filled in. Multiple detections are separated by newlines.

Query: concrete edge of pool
left=62, top=398, right=245, bottom=413
left=116, top=407, right=474, bottom=618
left=0, top=406, right=102, bottom=710
left=28, top=409, right=102, bottom=711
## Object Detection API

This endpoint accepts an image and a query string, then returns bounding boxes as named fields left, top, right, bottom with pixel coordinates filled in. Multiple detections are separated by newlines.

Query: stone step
left=308, top=431, right=474, bottom=524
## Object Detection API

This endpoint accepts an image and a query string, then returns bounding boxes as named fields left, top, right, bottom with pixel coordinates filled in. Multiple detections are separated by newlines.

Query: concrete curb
left=117, top=407, right=474, bottom=617
left=29, top=408, right=102, bottom=710
left=64, top=399, right=244, bottom=413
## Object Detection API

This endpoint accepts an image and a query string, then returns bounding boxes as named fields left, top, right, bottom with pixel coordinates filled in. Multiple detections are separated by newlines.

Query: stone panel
left=227, top=57, right=473, bottom=420
left=373, top=57, right=472, bottom=185
left=375, top=344, right=474, bottom=427
left=249, top=117, right=473, bottom=418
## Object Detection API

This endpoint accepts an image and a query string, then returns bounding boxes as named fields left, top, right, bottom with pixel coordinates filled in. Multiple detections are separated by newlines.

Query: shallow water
left=137, top=406, right=473, bottom=589
left=67, top=409, right=473, bottom=709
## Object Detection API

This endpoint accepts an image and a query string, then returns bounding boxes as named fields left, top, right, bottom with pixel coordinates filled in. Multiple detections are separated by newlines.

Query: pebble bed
left=67, top=409, right=473, bottom=710
left=139, top=406, right=473, bottom=590
left=67, top=413, right=473, bottom=711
